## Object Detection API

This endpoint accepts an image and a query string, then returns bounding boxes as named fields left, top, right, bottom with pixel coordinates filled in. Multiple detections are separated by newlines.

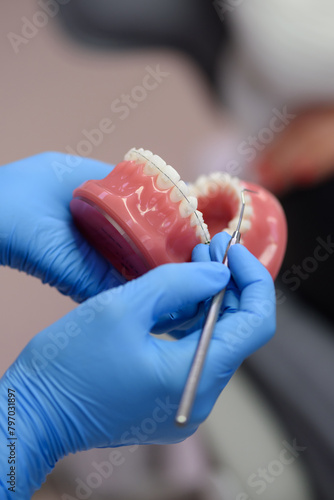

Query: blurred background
left=1, top=1, right=334, bottom=499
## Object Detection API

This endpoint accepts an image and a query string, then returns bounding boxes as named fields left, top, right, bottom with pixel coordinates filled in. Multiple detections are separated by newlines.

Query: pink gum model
left=70, top=148, right=287, bottom=280
left=188, top=174, right=287, bottom=280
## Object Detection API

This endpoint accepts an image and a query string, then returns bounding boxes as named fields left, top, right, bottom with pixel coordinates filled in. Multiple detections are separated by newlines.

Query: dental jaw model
left=70, top=148, right=287, bottom=280
left=189, top=172, right=287, bottom=279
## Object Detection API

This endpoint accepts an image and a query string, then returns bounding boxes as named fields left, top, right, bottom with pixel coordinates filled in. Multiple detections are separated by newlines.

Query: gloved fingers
left=151, top=302, right=205, bottom=335
left=43, top=152, right=113, bottom=200
left=155, top=233, right=235, bottom=334
left=221, top=280, right=240, bottom=316
left=191, top=232, right=232, bottom=264
left=40, top=222, right=124, bottom=302
left=2, top=153, right=113, bottom=204
left=209, top=232, right=231, bottom=262
left=68, top=258, right=125, bottom=303
left=191, top=243, right=211, bottom=262
left=192, top=231, right=238, bottom=320
left=111, top=262, right=230, bottom=333
left=161, top=247, right=275, bottom=382
left=212, top=303, right=275, bottom=369
left=156, top=285, right=274, bottom=425
left=227, top=244, right=275, bottom=314
left=211, top=246, right=276, bottom=366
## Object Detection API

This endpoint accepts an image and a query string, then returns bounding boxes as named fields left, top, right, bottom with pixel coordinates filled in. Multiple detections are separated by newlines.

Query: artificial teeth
left=143, top=161, right=158, bottom=176
left=156, top=164, right=180, bottom=189
left=143, top=149, right=153, bottom=158
left=193, top=175, right=210, bottom=196
left=124, top=148, right=216, bottom=241
left=228, top=217, right=251, bottom=233
left=243, top=205, right=254, bottom=218
left=170, top=180, right=189, bottom=202
left=209, top=172, right=231, bottom=183
left=156, top=174, right=173, bottom=190
left=190, top=210, right=204, bottom=227
left=244, top=193, right=252, bottom=205
left=179, top=196, right=198, bottom=218
left=151, top=154, right=166, bottom=169
left=196, top=223, right=210, bottom=242
left=125, top=147, right=151, bottom=164
left=124, top=148, right=137, bottom=162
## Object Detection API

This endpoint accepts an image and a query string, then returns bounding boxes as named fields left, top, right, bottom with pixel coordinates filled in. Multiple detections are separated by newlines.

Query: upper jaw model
left=70, top=148, right=287, bottom=280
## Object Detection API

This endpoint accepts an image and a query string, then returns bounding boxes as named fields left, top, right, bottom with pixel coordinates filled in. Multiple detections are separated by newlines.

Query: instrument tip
left=175, top=415, right=187, bottom=426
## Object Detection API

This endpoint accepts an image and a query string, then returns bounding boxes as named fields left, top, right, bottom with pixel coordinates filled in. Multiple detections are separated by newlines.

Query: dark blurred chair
left=58, top=0, right=226, bottom=85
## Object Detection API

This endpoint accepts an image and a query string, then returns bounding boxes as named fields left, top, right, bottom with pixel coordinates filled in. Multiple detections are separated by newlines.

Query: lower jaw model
left=70, top=148, right=287, bottom=281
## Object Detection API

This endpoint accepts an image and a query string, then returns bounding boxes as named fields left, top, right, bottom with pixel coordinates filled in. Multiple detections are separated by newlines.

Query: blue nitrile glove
left=0, top=238, right=275, bottom=498
left=0, top=152, right=121, bottom=302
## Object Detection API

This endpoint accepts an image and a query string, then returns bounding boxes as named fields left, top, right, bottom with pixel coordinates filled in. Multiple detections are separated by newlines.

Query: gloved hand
left=0, top=152, right=122, bottom=302
left=0, top=234, right=276, bottom=498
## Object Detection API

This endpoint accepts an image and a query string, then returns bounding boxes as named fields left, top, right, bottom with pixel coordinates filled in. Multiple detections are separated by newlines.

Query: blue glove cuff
left=0, top=362, right=75, bottom=497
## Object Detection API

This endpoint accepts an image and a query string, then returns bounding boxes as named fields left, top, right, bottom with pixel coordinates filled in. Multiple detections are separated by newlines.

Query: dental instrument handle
left=175, top=230, right=240, bottom=426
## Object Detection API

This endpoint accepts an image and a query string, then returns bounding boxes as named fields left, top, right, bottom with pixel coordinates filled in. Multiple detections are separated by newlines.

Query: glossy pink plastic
left=70, top=160, right=201, bottom=280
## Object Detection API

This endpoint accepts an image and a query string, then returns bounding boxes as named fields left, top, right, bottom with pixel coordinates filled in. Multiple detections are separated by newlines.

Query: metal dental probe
left=175, top=188, right=258, bottom=426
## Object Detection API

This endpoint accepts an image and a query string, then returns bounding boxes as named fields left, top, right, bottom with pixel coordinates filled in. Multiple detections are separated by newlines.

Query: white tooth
left=210, top=172, right=232, bottom=190
left=196, top=223, right=210, bottom=242
left=179, top=196, right=198, bottom=218
left=124, top=148, right=137, bottom=161
left=228, top=179, right=238, bottom=193
left=178, top=180, right=189, bottom=196
left=157, top=174, right=173, bottom=190
left=157, top=167, right=183, bottom=191
left=124, top=149, right=132, bottom=161
left=240, top=219, right=252, bottom=232
left=195, top=176, right=210, bottom=196
left=244, top=205, right=253, bottom=217
left=210, top=172, right=231, bottom=183
left=163, top=164, right=180, bottom=184
left=230, top=178, right=242, bottom=194
left=197, top=183, right=209, bottom=196
left=190, top=213, right=197, bottom=226
left=143, top=149, right=153, bottom=159
left=228, top=217, right=252, bottom=233
left=196, top=210, right=204, bottom=223
left=228, top=217, right=240, bottom=229
left=143, top=161, right=158, bottom=176
left=151, top=154, right=166, bottom=170
left=209, top=180, right=220, bottom=192
left=224, top=227, right=233, bottom=236
left=196, top=175, right=208, bottom=184
left=196, top=225, right=203, bottom=238
left=231, top=175, right=241, bottom=185
left=169, top=180, right=189, bottom=201
left=187, top=185, right=200, bottom=199
left=190, top=209, right=204, bottom=227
